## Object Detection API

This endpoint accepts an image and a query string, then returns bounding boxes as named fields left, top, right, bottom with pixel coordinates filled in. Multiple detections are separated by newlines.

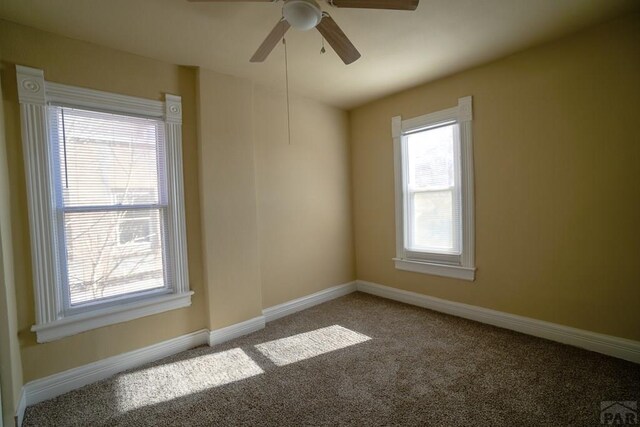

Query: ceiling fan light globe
left=283, top=0, right=322, bottom=31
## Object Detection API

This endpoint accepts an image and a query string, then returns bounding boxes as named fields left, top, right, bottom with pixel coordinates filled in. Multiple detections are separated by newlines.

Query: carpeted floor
left=24, top=292, right=639, bottom=426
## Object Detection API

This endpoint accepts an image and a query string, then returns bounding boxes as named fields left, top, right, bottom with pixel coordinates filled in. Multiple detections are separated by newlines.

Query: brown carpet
left=23, top=292, right=639, bottom=426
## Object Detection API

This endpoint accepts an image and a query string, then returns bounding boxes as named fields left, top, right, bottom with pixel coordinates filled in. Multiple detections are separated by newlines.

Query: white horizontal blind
left=405, top=123, right=462, bottom=255
left=48, top=106, right=171, bottom=309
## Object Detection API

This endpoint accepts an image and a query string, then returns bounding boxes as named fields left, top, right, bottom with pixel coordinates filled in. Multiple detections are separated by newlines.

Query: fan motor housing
left=283, top=0, right=323, bottom=31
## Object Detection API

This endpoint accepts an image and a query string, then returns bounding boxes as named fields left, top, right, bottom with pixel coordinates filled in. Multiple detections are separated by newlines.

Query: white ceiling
left=1, top=0, right=638, bottom=109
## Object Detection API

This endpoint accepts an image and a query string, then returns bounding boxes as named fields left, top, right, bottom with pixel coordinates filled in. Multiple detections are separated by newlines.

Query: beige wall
left=252, top=85, right=354, bottom=308
left=197, top=69, right=355, bottom=326
left=0, top=58, right=24, bottom=426
left=0, top=20, right=207, bottom=382
left=350, top=14, right=640, bottom=341
left=197, top=69, right=264, bottom=329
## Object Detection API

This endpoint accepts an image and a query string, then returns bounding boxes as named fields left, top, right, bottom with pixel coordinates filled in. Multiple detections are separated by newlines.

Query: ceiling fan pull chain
left=321, top=37, right=326, bottom=54
left=283, top=36, right=292, bottom=145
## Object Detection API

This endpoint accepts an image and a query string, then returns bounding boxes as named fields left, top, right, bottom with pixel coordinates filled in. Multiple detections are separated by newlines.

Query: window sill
left=393, top=258, right=476, bottom=281
left=31, top=291, right=194, bottom=343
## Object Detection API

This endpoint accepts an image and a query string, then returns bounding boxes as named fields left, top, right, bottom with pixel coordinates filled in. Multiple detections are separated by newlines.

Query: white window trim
left=17, top=65, right=192, bottom=342
left=392, top=96, right=476, bottom=281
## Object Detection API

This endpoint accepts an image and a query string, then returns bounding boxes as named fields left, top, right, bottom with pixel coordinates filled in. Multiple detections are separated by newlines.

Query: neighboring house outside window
left=392, top=96, right=476, bottom=281
left=17, top=65, right=191, bottom=342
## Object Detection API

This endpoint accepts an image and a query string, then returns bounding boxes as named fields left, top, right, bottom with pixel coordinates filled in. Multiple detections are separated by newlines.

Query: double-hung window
left=392, top=96, right=476, bottom=280
left=17, top=66, right=192, bottom=342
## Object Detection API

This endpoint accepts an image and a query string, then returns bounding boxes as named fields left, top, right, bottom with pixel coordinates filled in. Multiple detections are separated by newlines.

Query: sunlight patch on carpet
left=255, top=325, right=371, bottom=366
left=115, top=348, right=263, bottom=411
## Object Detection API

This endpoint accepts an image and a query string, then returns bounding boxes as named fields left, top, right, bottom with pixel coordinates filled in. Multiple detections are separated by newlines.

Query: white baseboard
left=208, top=281, right=357, bottom=345
left=20, top=329, right=209, bottom=413
left=209, top=316, right=266, bottom=346
left=15, top=389, right=26, bottom=427
left=356, top=280, right=640, bottom=364
left=263, top=281, right=357, bottom=323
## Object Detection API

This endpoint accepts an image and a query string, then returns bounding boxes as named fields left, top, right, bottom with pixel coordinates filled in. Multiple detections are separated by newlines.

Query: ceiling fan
left=188, top=0, right=419, bottom=65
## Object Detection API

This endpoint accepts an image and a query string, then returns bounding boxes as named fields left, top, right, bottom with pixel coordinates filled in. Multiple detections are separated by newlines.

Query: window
left=392, top=96, right=475, bottom=280
left=17, top=65, right=192, bottom=342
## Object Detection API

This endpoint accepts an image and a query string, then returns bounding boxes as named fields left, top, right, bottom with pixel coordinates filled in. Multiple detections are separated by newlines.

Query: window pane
left=64, top=209, right=166, bottom=306
left=407, top=124, right=455, bottom=191
left=51, top=107, right=165, bottom=207
left=119, top=210, right=153, bottom=245
left=410, top=190, right=456, bottom=252
left=405, top=123, right=461, bottom=255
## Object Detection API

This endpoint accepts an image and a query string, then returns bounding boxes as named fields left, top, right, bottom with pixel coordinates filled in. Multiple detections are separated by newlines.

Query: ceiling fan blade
left=250, top=19, right=291, bottom=62
left=316, top=15, right=361, bottom=65
left=329, top=0, right=418, bottom=10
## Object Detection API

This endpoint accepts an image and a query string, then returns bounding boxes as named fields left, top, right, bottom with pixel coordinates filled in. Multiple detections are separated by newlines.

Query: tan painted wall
left=0, top=20, right=207, bottom=382
left=197, top=69, right=263, bottom=329
left=197, top=70, right=355, bottom=324
left=252, top=85, right=354, bottom=308
left=0, top=56, right=24, bottom=425
left=349, top=14, right=640, bottom=341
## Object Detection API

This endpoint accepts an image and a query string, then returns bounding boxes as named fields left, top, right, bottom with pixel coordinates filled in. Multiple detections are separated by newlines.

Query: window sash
left=401, top=123, right=463, bottom=264
left=406, top=188, right=461, bottom=255
left=48, top=105, right=173, bottom=313
left=56, top=205, right=172, bottom=315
